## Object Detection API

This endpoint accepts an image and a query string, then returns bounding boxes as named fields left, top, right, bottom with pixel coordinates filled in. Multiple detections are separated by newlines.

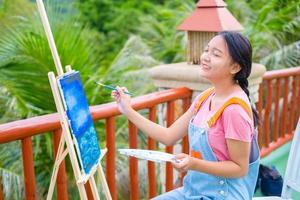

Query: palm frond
left=0, top=0, right=102, bottom=121
left=0, top=168, right=23, bottom=200
left=261, top=40, right=300, bottom=69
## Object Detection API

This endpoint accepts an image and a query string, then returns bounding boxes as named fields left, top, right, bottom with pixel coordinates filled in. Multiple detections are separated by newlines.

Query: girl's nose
left=201, top=52, right=210, bottom=62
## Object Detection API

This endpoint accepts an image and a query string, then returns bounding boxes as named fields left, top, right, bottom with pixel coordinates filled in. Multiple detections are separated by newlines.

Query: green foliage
left=136, top=1, right=194, bottom=63
left=0, top=141, right=23, bottom=200
left=0, top=0, right=299, bottom=198
left=76, top=0, right=194, bottom=65
left=227, top=0, right=300, bottom=69
left=0, top=0, right=106, bottom=197
left=0, top=0, right=104, bottom=121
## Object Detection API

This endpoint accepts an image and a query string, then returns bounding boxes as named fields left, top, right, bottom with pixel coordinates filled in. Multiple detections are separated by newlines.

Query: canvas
left=58, top=71, right=101, bottom=175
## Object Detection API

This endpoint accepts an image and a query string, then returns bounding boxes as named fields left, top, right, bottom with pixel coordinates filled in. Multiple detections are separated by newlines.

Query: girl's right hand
left=111, top=86, right=132, bottom=115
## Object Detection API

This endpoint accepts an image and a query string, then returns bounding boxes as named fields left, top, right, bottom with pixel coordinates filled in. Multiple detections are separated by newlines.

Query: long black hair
left=218, top=31, right=260, bottom=128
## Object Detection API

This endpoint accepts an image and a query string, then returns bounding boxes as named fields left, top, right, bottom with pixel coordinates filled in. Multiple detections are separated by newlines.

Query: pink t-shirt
left=192, top=90, right=254, bottom=161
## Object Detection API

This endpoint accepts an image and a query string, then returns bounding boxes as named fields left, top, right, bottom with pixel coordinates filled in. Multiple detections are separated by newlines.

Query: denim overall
left=154, top=89, right=260, bottom=200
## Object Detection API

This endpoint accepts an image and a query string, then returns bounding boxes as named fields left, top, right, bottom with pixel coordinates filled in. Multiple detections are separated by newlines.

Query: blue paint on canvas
left=58, top=71, right=101, bottom=175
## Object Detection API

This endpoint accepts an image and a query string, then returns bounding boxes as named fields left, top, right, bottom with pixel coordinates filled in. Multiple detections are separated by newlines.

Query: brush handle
left=104, top=85, right=133, bottom=96
left=94, top=81, right=133, bottom=96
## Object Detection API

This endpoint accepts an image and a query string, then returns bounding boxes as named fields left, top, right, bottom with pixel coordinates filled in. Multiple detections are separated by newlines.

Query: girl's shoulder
left=223, top=90, right=252, bottom=114
left=192, top=88, right=214, bottom=110
left=221, top=91, right=254, bottom=127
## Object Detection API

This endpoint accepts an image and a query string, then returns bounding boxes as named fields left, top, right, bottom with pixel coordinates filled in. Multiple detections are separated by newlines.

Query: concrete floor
left=254, top=142, right=300, bottom=199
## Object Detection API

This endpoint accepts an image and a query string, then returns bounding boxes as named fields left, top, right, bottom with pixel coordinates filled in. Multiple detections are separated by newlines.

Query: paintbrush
left=94, top=81, right=133, bottom=96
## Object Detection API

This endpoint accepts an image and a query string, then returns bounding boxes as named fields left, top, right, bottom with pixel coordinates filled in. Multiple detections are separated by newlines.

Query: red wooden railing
left=0, top=66, right=299, bottom=199
left=256, top=67, right=300, bottom=157
left=0, top=87, right=192, bottom=200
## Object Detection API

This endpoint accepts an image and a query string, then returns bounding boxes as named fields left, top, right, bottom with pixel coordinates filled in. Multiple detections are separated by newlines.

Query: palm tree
left=226, top=0, right=300, bottom=69
left=0, top=1, right=162, bottom=197
left=0, top=0, right=105, bottom=197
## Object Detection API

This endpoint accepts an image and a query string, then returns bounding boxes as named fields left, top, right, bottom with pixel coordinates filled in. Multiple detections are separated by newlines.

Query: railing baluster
left=180, top=98, right=191, bottom=184
left=148, top=107, right=157, bottom=198
left=297, top=76, right=300, bottom=122
left=21, top=137, right=36, bottom=200
left=281, top=77, right=289, bottom=137
left=182, top=97, right=191, bottom=155
left=0, top=178, right=3, bottom=200
left=84, top=183, right=94, bottom=200
left=288, top=76, right=297, bottom=135
left=53, top=129, right=68, bottom=200
left=128, top=121, right=139, bottom=200
left=256, top=83, right=263, bottom=148
left=165, top=101, right=175, bottom=192
left=273, top=79, right=281, bottom=142
left=264, top=80, right=273, bottom=147
left=105, top=117, right=116, bottom=200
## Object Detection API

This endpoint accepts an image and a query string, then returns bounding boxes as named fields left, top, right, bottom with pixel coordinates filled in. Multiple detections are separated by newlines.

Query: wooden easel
left=36, top=0, right=112, bottom=199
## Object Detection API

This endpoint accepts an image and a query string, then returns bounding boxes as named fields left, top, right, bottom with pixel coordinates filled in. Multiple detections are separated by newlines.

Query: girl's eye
left=204, top=49, right=209, bottom=52
left=213, top=53, right=220, bottom=57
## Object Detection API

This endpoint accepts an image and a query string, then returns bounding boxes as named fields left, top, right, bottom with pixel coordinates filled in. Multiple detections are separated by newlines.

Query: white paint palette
left=118, top=149, right=178, bottom=163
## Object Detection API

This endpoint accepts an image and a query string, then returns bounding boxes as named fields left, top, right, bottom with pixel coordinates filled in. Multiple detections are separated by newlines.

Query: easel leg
left=47, top=135, right=66, bottom=200
left=89, top=176, right=100, bottom=200
left=97, top=164, right=112, bottom=200
left=77, top=183, right=88, bottom=200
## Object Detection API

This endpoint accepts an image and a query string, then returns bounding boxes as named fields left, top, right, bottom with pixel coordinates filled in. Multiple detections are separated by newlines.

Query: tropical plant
left=0, top=141, right=23, bottom=200
left=1, top=0, right=299, bottom=198
left=0, top=0, right=164, bottom=198
left=0, top=0, right=106, bottom=197
left=75, top=0, right=196, bottom=65
left=226, top=0, right=300, bottom=69
left=136, top=1, right=194, bottom=63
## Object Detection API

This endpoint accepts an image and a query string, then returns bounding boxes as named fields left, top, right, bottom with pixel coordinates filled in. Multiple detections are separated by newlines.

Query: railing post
left=297, top=77, right=300, bottom=120
left=165, top=101, right=175, bottom=192
left=148, top=107, right=157, bottom=198
left=53, top=129, right=68, bottom=200
left=21, top=137, right=37, bottom=200
left=182, top=98, right=191, bottom=154
left=128, top=121, right=139, bottom=200
left=106, top=117, right=116, bottom=200
left=288, top=76, right=297, bottom=135
left=281, top=78, right=289, bottom=137
left=181, top=98, right=191, bottom=183
left=84, top=183, right=94, bottom=200
left=264, top=80, right=273, bottom=147
left=273, top=79, right=281, bottom=142
left=257, top=84, right=263, bottom=148
left=0, top=178, right=3, bottom=200
left=295, top=76, right=300, bottom=124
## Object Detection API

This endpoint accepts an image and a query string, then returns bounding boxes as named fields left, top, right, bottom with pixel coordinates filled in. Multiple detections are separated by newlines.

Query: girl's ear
left=230, top=63, right=241, bottom=75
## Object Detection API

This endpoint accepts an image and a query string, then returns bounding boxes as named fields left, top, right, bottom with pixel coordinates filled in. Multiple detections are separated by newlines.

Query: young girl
left=112, top=31, right=260, bottom=200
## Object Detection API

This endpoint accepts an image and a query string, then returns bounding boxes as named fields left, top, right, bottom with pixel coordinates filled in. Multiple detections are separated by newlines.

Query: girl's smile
left=200, top=63, right=211, bottom=71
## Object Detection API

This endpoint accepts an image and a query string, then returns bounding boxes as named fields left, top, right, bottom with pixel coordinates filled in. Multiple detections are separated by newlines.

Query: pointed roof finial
left=197, top=0, right=226, bottom=7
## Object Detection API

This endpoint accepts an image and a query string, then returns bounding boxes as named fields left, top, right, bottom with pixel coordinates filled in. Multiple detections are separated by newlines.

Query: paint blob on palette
left=58, top=71, right=100, bottom=175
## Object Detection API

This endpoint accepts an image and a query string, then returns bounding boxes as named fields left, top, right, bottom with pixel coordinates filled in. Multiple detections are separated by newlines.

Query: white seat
left=253, top=118, right=300, bottom=200
left=253, top=197, right=291, bottom=200
left=253, top=197, right=289, bottom=200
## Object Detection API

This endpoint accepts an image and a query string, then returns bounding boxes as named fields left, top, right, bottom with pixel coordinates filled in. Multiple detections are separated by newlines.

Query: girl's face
left=199, top=35, right=240, bottom=83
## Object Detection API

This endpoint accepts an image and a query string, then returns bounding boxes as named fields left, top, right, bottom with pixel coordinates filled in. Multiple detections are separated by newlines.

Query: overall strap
left=194, top=88, right=214, bottom=115
left=190, top=88, right=214, bottom=160
left=207, top=97, right=253, bottom=128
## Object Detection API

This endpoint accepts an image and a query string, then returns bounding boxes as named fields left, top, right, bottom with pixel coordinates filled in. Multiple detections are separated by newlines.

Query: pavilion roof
left=177, top=0, right=243, bottom=32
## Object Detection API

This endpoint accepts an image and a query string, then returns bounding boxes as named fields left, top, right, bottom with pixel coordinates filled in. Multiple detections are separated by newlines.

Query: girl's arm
left=174, top=139, right=250, bottom=178
left=112, top=87, right=194, bottom=146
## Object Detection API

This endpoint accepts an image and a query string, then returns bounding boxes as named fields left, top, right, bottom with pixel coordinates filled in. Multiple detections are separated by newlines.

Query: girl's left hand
left=172, top=153, right=193, bottom=173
